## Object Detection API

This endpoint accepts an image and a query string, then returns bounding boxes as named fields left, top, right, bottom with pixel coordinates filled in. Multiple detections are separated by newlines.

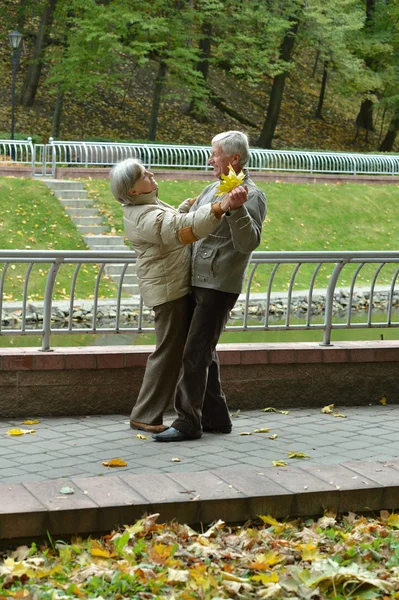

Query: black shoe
left=152, top=427, right=201, bottom=442
left=202, top=424, right=232, bottom=434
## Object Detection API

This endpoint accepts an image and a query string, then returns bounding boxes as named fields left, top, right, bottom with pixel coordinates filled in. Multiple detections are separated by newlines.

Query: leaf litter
left=1, top=511, right=399, bottom=598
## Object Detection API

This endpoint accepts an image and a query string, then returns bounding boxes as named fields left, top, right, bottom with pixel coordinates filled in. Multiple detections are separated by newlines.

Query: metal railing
left=2, top=138, right=399, bottom=177
left=0, top=250, right=398, bottom=350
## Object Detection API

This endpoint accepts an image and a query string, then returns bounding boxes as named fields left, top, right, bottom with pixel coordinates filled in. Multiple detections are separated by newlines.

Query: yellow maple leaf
left=280, top=410, right=289, bottom=415
left=262, top=407, right=277, bottom=412
left=249, top=551, right=284, bottom=569
left=321, top=404, right=334, bottom=414
left=269, top=434, right=278, bottom=440
left=258, top=515, right=281, bottom=527
left=272, top=460, right=287, bottom=467
left=240, top=431, right=252, bottom=436
left=333, top=412, right=347, bottom=418
left=6, top=428, right=36, bottom=436
left=22, top=419, right=39, bottom=425
left=299, top=543, right=324, bottom=561
left=101, top=458, right=127, bottom=468
left=251, top=572, right=279, bottom=584
left=288, top=451, right=311, bottom=459
left=253, top=428, right=270, bottom=433
left=380, top=396, right=387, bottom=405
left=387, top=512, right=399, bottom=528
left=136, top=434, right=148, bottom=440
left=215, top=164, right=245, bottom=196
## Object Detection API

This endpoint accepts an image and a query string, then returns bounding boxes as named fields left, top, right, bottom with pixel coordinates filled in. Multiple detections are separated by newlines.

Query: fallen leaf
left=272, top=460, right=287, bottom=467
left=253, top=428, right=270, bottom=433
left=22, top=419, right=39, bottom=425
left=280, top=411, right=289, bottom=415
left=288, top=451, right=311, bottom=459
left=333, top=412, right=347, bottom=418
left=380, top=396, right=387, bottom=405
left=6, top=428, right=36, bottom=436
left=321, top=404, right=334, bottom=414
left=387, top=512, right=399, bottom=529
left=251, top=572, right=279, bottom=584
left=261, top=407, right=276, bottom=412
left=239, top=432, right=252, bottom=436
left=269, top=434, right=278, bottom=440
left=136, top=434, right=148, bottom=440
left=59, top=487, right=74, bottom=495
left=101, top=458, right=127, bottom=468
left=172, top=457, right=181, bottom=462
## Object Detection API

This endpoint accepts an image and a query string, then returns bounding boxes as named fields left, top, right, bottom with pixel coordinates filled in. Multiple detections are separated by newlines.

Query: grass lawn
left=0, top=176, right=398, bottom=302
left=87, top=177, right=399, bottom=292
left=0, top=177, right=119, bottom=301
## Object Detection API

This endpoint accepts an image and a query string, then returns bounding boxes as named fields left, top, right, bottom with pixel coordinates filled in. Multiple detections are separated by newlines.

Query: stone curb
left=1, top=460, right=398, bottom=544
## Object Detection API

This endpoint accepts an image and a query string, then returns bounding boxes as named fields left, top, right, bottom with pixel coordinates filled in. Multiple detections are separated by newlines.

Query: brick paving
left=0, top=405, right=397, bottom=483
left=1, top=405, right=399, bottom=543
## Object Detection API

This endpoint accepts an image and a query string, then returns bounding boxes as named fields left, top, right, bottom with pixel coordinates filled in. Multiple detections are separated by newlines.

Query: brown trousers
left=130, top=294, right=191, bottom=425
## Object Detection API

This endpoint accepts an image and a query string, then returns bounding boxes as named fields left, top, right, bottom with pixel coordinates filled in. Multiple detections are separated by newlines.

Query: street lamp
left=8, top=29, right=23, bottom=141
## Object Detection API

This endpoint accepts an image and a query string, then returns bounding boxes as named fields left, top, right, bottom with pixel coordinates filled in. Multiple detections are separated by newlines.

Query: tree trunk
left=312, top=47, right=320, bottom=78
left=148, top=59, right=167, bottom=141
left=354, top=0, right=376, bottom=139
left=19, top=0, right=58, bottom=107
left=257, top=18, right=300, bottom=149
left=379, top=108, right=399, bottom=152
left=315, top=61, right=328, bottom=118
left=51, top=86, right=64, bottom=138
left=189, top=20, right=212, bottom=120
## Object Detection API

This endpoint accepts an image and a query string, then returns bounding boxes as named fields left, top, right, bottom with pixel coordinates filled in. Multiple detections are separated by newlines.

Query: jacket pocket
left=196, top=246, right=218, bottom=278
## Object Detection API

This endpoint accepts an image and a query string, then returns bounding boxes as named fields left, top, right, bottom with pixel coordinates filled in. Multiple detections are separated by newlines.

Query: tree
left=19, top=0, right=59, bottom=107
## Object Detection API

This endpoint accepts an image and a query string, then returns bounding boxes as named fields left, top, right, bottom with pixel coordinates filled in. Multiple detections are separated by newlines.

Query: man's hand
left=220, top=185, right=248, bottom=213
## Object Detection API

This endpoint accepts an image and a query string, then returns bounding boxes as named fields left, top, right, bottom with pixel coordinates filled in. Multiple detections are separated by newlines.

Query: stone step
left=76, top=225, right=107, bottom=234
left=83, top=235, right=126, bottom=246
left=57, top=190, right=89, bottom=199
left=72, top=216, right=104, bottom=226
left=65, top=208, right=99, bottom=218
left=108, top=273, right=138, bottom=285
left=105, top=264, right=136, bottom=275
left=86, top=245, right=131, bottom=252
left=41, top=179, right=84, bottom=191
left=120, top=283, right=139, bottom=294
left=60, top=199, right=93, bottom=208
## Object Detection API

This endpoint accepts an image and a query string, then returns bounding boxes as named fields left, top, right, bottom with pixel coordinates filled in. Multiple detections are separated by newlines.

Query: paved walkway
left=1, top=405, right=399, bottom=544
left=0, top=405, right=398, bottom=483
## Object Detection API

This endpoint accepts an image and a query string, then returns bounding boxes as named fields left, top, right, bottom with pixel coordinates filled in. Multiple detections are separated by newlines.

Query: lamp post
left=8, top=29, right=23, bottom=141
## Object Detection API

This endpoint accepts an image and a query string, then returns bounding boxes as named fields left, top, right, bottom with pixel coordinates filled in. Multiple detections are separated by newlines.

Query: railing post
left=29, top=137, right=35, bottom=176
left=49, top=137, right=56, bottom=177
left=321, top=261, right=347, bottom=346
left=40, top=259, right=62, bottom=352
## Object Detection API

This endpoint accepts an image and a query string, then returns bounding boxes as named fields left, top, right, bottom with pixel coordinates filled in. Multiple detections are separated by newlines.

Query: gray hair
left=109, top=158, right=144, bottom=205
left=212, top=131, right=250, bottom=167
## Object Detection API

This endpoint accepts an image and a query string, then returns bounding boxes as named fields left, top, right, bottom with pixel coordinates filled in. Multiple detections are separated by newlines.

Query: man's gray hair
left=212, top=131, right=250, bottom=167
left=109, top=158, right=144, bottom=205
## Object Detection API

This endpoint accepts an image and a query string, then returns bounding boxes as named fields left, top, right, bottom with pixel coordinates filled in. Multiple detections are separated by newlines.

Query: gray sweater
left=189, top=173, right=267, bottom=294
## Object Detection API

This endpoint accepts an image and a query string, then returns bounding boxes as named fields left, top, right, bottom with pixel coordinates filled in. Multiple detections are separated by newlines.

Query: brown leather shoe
left=130, top=420, right=168, bottom=434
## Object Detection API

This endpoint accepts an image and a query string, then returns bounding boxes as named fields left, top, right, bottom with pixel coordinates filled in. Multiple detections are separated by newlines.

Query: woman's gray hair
left=212, top=131, right=250, bottom=167
left=109, top=158, right=144, bottom=205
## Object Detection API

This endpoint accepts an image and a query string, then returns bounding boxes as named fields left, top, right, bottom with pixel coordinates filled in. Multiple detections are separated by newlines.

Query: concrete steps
left=40, top=179, right=139, bottom=294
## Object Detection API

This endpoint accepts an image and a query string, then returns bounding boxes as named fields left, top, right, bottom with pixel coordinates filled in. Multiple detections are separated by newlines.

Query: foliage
left=1, top=511, right=399, bottom=598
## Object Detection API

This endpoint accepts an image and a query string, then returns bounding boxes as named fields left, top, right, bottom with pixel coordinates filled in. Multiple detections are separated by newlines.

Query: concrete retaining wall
left=0, top=341, right=398, bottom=417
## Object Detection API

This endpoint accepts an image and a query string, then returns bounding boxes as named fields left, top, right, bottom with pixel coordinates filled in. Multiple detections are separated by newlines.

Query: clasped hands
left=220, top=185, right=248, bottom=213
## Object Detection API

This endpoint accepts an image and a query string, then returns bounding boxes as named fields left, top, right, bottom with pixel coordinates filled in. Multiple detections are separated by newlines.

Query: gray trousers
left=172, top=287, right=238, bottom=437
left=130, top=294, right=191, bottom=425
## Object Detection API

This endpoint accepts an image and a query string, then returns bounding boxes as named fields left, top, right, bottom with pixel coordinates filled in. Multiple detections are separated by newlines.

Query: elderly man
left=153, top=130, right=267, bottom=442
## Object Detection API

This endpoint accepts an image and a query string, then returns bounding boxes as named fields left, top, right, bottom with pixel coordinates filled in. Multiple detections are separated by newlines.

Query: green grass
left=1, top=176, right=399, bottom=304
left=88, top=177, right=399, bottom=292
left=0, top=177, right=119, bottom=301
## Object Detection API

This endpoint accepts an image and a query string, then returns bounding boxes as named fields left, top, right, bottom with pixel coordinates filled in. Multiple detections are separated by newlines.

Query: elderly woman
left=110, top=158, right=246, bottom=433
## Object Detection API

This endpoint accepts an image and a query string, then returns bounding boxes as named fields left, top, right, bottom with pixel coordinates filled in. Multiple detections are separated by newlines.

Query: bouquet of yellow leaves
left=215, top=164, right=245, bottom=196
